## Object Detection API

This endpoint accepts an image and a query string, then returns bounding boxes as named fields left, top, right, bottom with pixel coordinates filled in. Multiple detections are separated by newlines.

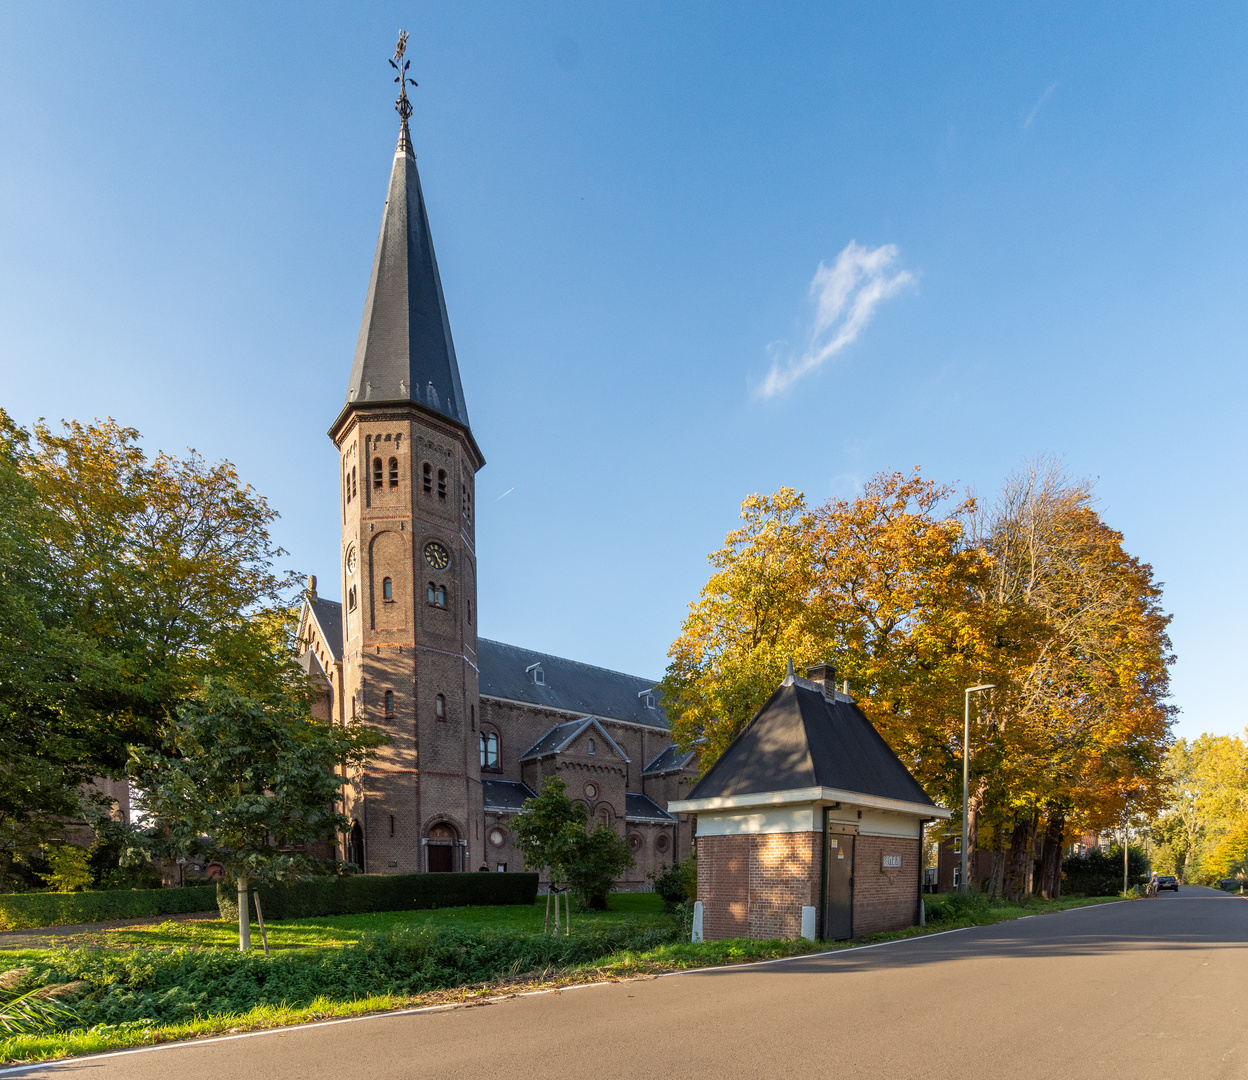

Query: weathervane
left=390, top=31, right=417, bottom=123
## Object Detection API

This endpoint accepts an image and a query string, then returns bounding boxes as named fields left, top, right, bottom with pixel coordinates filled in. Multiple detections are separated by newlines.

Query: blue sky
left=2, top=4, right=1244, bottom=741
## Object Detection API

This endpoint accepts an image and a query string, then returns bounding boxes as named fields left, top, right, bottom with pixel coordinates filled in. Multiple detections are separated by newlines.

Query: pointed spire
left=342, top=33, right=471, bottom=432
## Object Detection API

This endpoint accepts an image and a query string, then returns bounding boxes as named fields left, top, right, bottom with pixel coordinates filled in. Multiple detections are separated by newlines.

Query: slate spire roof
left=343, top=116, right=471, bottom=431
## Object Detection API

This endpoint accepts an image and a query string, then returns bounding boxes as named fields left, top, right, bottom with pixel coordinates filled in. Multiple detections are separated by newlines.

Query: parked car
left=1155, top=875, right=1179, bottom=892
left=1217, top=878, right=1243, bottom=892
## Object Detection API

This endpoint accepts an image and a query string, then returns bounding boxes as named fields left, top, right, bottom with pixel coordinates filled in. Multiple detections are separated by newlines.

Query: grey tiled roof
left=309, top=597, right=344, bottom=660
left=625, top=792, right=675, bottom=823
left=478, top=639, right=666, bottom=729
left=483, top=779, right=536, bottom=813
left=342, top=127, right=471, bottom=431
left=519, top=718, right=630, bottom=763
left=296, top=606, right=666, bottom=732
left=689, top=681, right=936, bottom=808
left=643, top=744, right=697, bottom=777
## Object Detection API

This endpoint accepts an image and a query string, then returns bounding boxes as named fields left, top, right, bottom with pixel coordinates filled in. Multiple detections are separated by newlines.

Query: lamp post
left=961, top=684, right=996, bottom=896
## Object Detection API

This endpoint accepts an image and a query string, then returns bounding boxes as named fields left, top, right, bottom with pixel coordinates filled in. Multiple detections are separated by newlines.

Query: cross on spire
left=390, top=31, right=417, bottom=124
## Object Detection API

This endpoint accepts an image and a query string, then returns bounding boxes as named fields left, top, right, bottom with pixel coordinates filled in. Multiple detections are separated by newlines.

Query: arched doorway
left=426, top=822, right=458, bottom=872
left=347, top=821, right=364, bottom=870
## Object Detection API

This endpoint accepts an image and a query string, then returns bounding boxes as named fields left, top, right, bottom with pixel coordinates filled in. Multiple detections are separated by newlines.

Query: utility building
left=670, top=664, right=950, bottom=941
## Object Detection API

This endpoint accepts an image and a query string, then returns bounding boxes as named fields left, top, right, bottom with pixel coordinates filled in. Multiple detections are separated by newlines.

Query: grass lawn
left=0, top=891, right=1120, bottom=1066
left=45, top=891, right=668, bottom=955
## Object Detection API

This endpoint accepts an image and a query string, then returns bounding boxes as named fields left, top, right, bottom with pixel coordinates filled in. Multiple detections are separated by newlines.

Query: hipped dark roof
left=343, top=121, right=470, bottom=430
left=643, top=744, right=697, bottom=777
left=688, top=681, right=935, bottom=808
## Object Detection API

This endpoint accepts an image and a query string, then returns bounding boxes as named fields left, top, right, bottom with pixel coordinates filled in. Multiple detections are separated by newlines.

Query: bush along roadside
left=7, top=921, right=682, bottom=1033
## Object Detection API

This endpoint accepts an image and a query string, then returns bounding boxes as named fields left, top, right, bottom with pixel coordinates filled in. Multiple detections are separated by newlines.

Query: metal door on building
left=823, top=818, right=857, bottom=940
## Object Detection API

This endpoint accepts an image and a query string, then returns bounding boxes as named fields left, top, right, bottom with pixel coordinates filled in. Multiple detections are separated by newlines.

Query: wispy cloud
left=1024, top=81, right=1058, bottom=128
left=756, top=241, right=914, bottom=399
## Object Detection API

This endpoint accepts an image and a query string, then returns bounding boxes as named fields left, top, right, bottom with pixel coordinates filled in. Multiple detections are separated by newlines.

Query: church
left=295, top=59, right=698, bottom=889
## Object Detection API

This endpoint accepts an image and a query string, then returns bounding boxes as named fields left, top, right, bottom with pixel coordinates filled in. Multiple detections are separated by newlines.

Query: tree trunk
left=1002, top=813, right=1039, bottom=902
left=236, top=874, right=251, bottom=952
left=987, top=830, right=1007, bottom=900
left=1039, top=812, right=1066, bottom=899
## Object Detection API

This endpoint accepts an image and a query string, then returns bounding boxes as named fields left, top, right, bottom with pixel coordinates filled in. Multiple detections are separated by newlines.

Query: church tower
left=329, top=36, right=485, bottom=873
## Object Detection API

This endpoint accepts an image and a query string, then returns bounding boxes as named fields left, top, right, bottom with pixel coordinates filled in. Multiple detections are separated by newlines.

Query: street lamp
left=961, top=684, right=996, bottom=896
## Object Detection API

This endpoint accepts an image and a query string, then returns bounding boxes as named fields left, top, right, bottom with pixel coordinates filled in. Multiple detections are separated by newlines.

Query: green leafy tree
left=512, top=776, right=588, bottom=933
left=128, top=677, right=384, bottom=950
left=566, top=826, right=635, bottom=910
left=38, top=844, right=93, bottom=893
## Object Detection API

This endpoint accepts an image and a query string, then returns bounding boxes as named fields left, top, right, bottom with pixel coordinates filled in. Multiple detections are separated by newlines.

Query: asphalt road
left=10, top=887, right=1248, bottom=1080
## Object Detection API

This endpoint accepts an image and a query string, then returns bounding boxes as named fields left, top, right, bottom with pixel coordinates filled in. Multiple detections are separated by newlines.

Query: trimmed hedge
left=0, top=885, right=218, bottom=931
left=216, top=872, right=540, bottom=921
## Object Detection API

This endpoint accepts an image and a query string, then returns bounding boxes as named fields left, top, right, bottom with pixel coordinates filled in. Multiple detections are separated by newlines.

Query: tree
left=511, top=777, right=635, bottom=925
left=971, top=461, right=1174, bottom=899
left=661, top=471, right=1002, bottom=796
left=566, top=826, right=635, bottom=910
left=128, top=676, right=384, bottom=950
left=0, top=409, right=305, bottom=865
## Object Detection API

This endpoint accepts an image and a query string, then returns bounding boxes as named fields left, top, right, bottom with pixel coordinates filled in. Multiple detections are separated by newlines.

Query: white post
left=800, top=906, right=816, bottom=942
left=237, top=874, right=251, bottom=952
left=691, top=900, right=704, bottom=943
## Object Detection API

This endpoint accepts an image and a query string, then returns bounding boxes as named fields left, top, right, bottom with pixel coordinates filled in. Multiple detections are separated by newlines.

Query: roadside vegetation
left=0, top=891, right=1123, bottom=1065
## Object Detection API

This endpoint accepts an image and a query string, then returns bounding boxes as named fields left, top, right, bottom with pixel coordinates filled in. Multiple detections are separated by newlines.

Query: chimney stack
left=806, top=663, right=837, bottom=701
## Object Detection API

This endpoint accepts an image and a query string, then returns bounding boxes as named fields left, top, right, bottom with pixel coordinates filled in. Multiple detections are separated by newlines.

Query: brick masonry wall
left=698, top=832, right=821, bottom=941
left=852, top=835, right=921, bottom=936
left=698, top=829, right=922, bottom=940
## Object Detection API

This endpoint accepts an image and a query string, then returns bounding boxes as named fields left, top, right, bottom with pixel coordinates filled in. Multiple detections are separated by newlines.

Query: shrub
left=923, top=892, right=994, bottom=923
left=1062, top=847, right=1149, bottom=897
left=215, top=872, right=539, bottom=922
left=0, top=886, right=218, bottom=931
left=649, top=857, right=697, bottom=912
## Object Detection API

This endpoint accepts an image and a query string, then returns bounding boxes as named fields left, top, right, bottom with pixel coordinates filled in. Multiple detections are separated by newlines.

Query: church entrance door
left=427, top=823, right=458, bottom=872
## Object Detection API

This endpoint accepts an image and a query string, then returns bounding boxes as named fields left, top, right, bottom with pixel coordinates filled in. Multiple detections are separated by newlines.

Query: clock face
left=345, top=544, right=357, bottom=575
left=424, top=541, right=451, bottom=570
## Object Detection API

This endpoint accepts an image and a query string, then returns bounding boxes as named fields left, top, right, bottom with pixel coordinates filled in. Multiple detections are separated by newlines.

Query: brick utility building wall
left=699, top=832, right=821, bottom=941
left=698, top=829, right=922, bottom=941
left=850, top=835, right=922, bottom=936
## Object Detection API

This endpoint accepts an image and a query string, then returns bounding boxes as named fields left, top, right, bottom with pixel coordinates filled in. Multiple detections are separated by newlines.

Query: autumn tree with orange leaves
left=660, top=462, right=1173, bottom=900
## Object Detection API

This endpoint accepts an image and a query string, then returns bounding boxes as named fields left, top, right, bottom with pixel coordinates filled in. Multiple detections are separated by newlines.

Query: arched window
left=422, top=462, right=432, bottom=495
left=344, top=470, right=351, bottom=504
left=435, top=693, right=446, bottom=720
left=597, top=806, right=611, bottom=828
left=480, top=730, right=499, bottom=769
left=373, top=457, right=383, bottom=489
left=384, top=690, right=394, bottom=716
left=348, top=586, right=357, bottom=610
left=351, top=466, right=357, bottom=499
left=435, top=585, right=446, bottom=607
left=427, top=582, right=436, bottom=605
left=437, top=468, right=447, bottom=499
left=462, top=483, right=471, bottom=522
left=389, top=457, right=399, bottom=487
left=587, top=738, right=596, bottom=755
left=382, top=577, right=393, bottom=601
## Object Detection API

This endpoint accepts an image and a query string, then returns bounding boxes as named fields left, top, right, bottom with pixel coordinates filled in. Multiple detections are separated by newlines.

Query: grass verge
left=0, top=892, right=1119, bottom=1065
